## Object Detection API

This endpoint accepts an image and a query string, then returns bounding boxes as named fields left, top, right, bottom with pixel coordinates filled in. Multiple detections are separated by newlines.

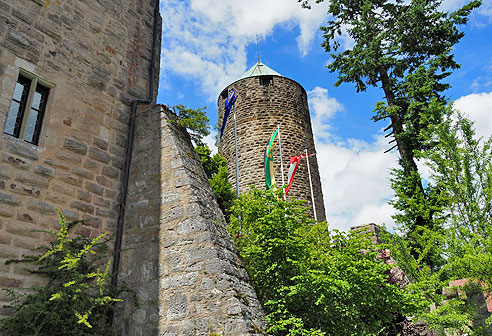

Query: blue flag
left=219, top=89, right=237, bottom=139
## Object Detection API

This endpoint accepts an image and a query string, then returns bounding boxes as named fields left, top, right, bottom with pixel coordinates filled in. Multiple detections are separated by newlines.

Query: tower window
left=260, top=76, right=273, bottom=86
left=4, top=72, right=51, bottom=145
left=220, top=89, right=228, bottom=99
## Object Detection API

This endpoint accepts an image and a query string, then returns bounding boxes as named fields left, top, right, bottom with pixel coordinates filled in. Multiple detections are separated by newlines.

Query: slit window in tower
left=4, top=71, right=51, bottom=145
left=220, top=89, right=228, bottom=99
left=259, top=76, right=273, bottom=86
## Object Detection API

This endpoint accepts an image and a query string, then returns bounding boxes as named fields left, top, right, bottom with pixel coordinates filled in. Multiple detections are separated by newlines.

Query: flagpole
left=305, top=149, right=317, bottom=221
left=234, top=101, right=240, bottom=197
left=277, top=123, right=285, bottom=198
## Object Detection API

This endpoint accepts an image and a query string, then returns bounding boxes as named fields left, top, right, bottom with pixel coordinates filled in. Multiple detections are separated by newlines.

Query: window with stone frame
left=4, top=71, right=52, bottom=145
left=259, top=75, right=273, bottom=86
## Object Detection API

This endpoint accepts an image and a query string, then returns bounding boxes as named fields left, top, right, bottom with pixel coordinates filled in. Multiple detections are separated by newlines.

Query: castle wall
left=0, top=0, right=159, bottom=315
left=117, top=105, right=265, bottom=335
left=217, top=75, right=326, bottom=221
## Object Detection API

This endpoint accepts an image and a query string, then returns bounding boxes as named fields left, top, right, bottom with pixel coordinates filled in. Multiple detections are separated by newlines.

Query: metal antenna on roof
left=256, top=34, right=260, bottom=64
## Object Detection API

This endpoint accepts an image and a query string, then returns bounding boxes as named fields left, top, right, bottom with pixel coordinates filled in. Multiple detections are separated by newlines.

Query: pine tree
left=301, top=0, right=480, bottom=265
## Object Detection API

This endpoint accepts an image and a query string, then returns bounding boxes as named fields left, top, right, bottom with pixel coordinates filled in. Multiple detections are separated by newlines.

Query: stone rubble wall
left=116, top=105, right=265, bottom=335
left=217, top=75, right=326, bottom=222
left=0, top=0, right=159, bottom=316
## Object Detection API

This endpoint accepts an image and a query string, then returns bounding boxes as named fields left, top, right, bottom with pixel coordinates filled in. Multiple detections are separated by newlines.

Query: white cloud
left=307, top=87, right=398, bottom=231
left=315, top=136, right=398, bottom=231
left=441, top=0, right=492, bottom=23
left=160, top=0, right=330, bottom=100
left=308, top=87, right=343, bottom=141
left=453, top=91, right=492, bottom=140
left=202, top=130, right=218, bottom=154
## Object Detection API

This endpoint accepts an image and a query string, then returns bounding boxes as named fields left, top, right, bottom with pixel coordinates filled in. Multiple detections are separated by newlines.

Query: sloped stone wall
left=116, top=105, right=265, bottom=335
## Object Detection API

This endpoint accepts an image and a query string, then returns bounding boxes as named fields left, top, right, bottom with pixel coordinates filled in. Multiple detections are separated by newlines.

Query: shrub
left=0, top=210, right=130, bottom=336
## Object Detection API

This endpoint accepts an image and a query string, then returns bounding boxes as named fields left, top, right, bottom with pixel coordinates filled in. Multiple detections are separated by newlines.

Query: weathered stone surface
left=63, top=138, right=88, bottom=155
left=0, top=0, right=159, bottom=320
left=88, top=146, right=111, bottom=164
left=34, top=165, right=55, bottom=177
left=1, top=2, right=267, bottom=334
left=3, top=153, right=31, bottom=170
left=0, top=192, right=20, bottom=206
left=6, top=143, right=39, bottom=161
left=218, top=75, right=326, bottom=221
left=117, top=106, right=265, bottom=335
left=26, top=200, right=56, bottom=216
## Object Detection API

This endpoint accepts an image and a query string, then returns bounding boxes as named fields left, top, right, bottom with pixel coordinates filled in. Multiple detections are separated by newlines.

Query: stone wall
left=217, top=75, right=326, bottom=221
left=0, top=0, right=159, bottom=315
left=116, top=105, right=265, bottom=335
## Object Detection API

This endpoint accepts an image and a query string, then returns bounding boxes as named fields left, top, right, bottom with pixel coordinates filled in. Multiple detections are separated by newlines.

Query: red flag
left=285, top=155, right=301, bottom=195
left=285, top=153, right=316, bottom=195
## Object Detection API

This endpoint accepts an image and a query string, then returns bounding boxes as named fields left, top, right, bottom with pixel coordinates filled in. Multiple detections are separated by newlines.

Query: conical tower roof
left=238, top=62, right=282, bottom=80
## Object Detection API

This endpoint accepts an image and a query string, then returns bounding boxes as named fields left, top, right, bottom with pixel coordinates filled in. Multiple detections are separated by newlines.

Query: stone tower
left=218, top=62, right=326, bottom=221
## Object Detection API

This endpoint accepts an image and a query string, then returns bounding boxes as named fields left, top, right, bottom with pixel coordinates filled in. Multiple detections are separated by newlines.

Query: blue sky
left=157, top=0, right=492, bottom=230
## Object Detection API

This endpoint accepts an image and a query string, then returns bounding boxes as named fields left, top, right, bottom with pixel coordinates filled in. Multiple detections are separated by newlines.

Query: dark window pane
left=24, top=108, right=38, bottom=143
left=5, top=74, right=49, bottom=145
left=25, top=84, right=48, bottom=145
left=4, top=75, right=30, bottom=138
left=32, top=91, right=42, bottom=110
left=32, top=86, right=48, bottom=111
left=5, top=101, right=21, bottom=136
left=12, top=76, right=30, bottom=102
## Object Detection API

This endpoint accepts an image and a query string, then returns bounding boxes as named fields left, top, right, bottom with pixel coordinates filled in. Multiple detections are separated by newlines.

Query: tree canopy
left=171, top=104, right=210, bottom=145
left=300, top=0, right=481, bottom=267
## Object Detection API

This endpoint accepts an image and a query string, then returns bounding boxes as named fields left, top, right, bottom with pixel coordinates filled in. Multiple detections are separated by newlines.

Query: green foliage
left=0, top=211, right=129, bottom=336
left=422, top=281, right=492, bottom=336
left=421, top=113, right=492, bottom=283
left=229, top=188, right=425, bottom=335
left=382, top=115, right=492, bottom=334
left=195, top=145, right=235, bottom=217
left=390, top=167, right=447, bottom=270
left=195, top=145, right=226, bottom=179
left=171, top=104, right=210, bottom=145
left=301, top=0, right=481, bottom=259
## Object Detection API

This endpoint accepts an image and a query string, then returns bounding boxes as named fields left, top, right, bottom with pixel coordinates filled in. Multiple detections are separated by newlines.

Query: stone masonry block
left=2, top=153, right=30, bottom=170
left=15, top=170, right=49, bottom=189
left=26, top=200, right=56, bottom=216
left=9, top=182, right=41, bottom=197
left=34, top=165, right=55, bottom=177
left=0, top=205, right=14, bottom=218
left=0, top=192, right=20, bottom=206
left=88, top=146, right=111, bottom=164
left=63, top=138, right=88, bottom=155
left=160, top=273, right=197, bottom=290
left=70, top=201, right=94, bottom=215
left=7, top=143, right=39, bottom=161
left=166, top=293, right=188, bottom=321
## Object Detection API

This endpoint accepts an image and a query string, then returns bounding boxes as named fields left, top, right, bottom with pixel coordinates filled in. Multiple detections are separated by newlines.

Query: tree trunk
left=378, top=67, right=423, bottom=189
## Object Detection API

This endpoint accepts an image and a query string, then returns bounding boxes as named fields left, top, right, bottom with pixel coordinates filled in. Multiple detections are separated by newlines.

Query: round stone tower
left=217, top=62, right=326, bottom=221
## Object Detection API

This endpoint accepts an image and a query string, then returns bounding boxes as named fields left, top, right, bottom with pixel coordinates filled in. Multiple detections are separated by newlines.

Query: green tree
left=0, top=211, right=130, bottom=336
left=300, top=0, right=480, bottom=266
left=229, top=187, right=426, bottom=335
left=195, top=145, right=235, bottom=217
left=383, top=113, right=492, bottom=334
left=426, top=113, right=492, bottom=271
left=171, top=104, right=210, bottom=145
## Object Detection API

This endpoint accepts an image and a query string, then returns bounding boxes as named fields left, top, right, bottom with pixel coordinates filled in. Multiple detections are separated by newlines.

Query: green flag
left=264, top=129, right=279, bottom=189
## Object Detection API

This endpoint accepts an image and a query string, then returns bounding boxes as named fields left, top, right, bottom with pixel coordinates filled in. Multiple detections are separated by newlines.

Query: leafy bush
left=229, top=188, right=425, bottom=335
left=0, top=210, right=130, bottom=336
